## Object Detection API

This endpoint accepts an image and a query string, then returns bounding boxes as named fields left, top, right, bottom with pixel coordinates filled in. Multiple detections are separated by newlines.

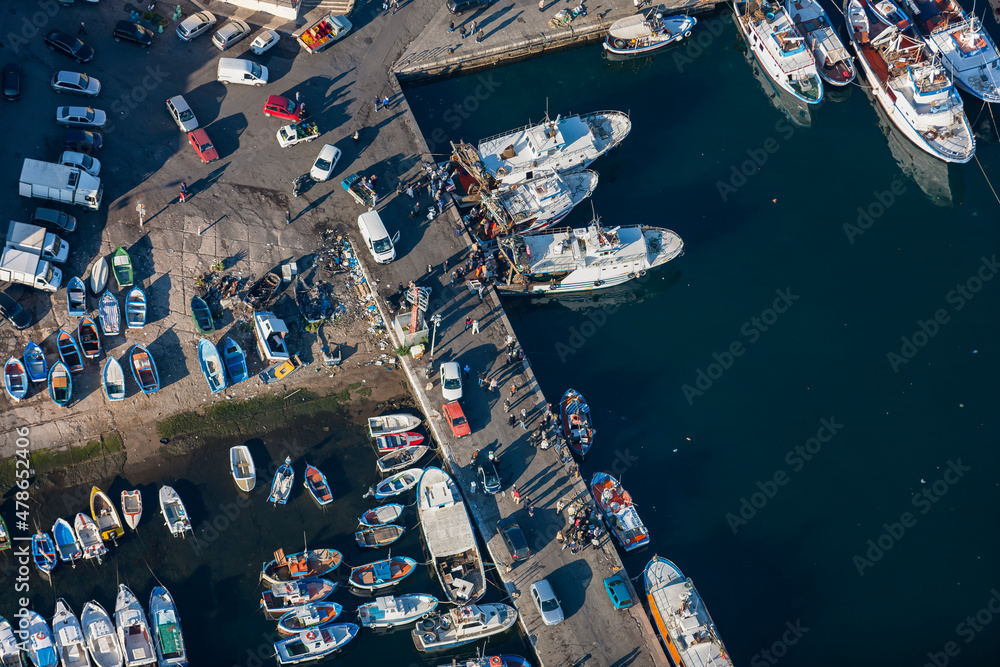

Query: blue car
left=603, top=574, right=635, bottom=610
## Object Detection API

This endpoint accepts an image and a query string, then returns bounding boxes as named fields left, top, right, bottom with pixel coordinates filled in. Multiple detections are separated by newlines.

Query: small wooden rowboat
left=56, top=329, right=83, bottom=373
left=90, top=486, right=124, bottom=542
left=24, top=340, right=47, bottom=383
left=125, top=286, right=146, bottom=328
left=102, top=356, right=126, bottom=401
left=373, top=468, right=422, bottom=500
left=90, top=257, right=108, bottom=293
left=368, top=414, right=422, bottom=437
left=198, top=338, right=226, bottom=393
left=130, top=344, right=159, bottom=394
left=98, top=291, right=120, bottom=336
left=231, top=446, right=256, bottom=492
left=48, top=361, right=72, bottom=407
left=191, top=296, right=214, bottom=334
left=222, top=337, right=249, bottom=383
left=67, top=276, right=86, bottom=316
left=354, top=524, right=405, bottom=549
left=112, top=246, right=133, bottom=288
left=78, top=316, right=101, bottom=359
left=32, top=532, right=57, bottom=574
left=276, top=602, right=343, bottom=636
left=376, top=445, right=430, bottom=473
left=358, top=504, right=404, bottom=527
left=304, top=464, right=333, bottom=505
left=375, top=431, right=425, bottom=452
left=3, top=357, right=28, bottom=402
left=262, top=548, right=343, bottom=586
left=348, top=556, right=416, bottom=591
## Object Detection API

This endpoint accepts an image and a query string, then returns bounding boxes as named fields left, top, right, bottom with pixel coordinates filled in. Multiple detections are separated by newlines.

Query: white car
left=176, top=11, right=217, bottom=41
left=50, top=71, right=101, bottom=97
left=212, top=19, right=251, bottom=51
left=309, top=144, right=341, bottom=182
left=530, top=579, right=564, bottom=626
left=59, top=151, right=101, bottom=176
left=166, top=95, right=198, bottom=132
left=440, top=361, right=463, bottom=401
left=56, top=106, right=107, bottom=128
left=250, top=29, right=279, bottom=55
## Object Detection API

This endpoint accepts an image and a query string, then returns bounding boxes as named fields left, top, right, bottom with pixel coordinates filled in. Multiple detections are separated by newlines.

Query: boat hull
left=91, top=487, right=125, bottom=542
left=121, top=490, right=142, bottom=531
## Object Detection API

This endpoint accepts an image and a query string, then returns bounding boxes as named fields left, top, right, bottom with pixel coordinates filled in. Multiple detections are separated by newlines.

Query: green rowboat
left=112, top=246, right=134, bottom=288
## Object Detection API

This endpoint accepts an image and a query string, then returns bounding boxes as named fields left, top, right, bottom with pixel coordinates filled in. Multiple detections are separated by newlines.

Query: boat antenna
left=303, top=530, right=308, bottom=552
left=545, top=97, right=549, bottom=122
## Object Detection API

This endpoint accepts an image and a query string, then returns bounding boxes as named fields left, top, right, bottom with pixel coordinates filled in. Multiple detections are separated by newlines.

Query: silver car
left=212, top=19, right=251, bottom=51
left=50, top=71, right=101, bottom=97
left=530, top=579, right=564, bottom=626
left=309, top=144, right=342, bottom=182
left=176, top=11, right=217, bottom=41
left=166, top=95, right=198, bottom=132
left=59, top=151, right=101, bottom=176
left=56, top=106, right=107, bottom=128
left=440, top=361, right=463, bottom=401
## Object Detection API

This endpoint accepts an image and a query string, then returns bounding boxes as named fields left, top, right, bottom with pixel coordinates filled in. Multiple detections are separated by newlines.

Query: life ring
left=305, top=631, right=318, bottom=641
left=496, top=167, right=508, bottom=177
left=923, top=129, right=938, bottom=140
left=423, top=632, right=437, bottom=643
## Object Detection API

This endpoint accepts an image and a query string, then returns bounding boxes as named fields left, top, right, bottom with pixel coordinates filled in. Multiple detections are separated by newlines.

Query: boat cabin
left=254, top=312, right=291, bottom=362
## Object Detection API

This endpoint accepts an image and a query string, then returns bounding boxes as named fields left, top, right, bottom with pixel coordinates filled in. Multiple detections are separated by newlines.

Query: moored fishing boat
left=354, top=524, right=405, bottom=548
left=411, top=604, right=517, bottom=653
left=159, top=486, right=191, bottom=537
left=276, top=603, right=343, bottom=636
left=68, top=276, right=86, bottom=316
left=120, top=491, right=142, bottom=531
left=0, top=517, right=10, bottom=551
left=24, top=340, right=47, bottom=383
left=477, top=169, right=599, bottom=239
left=129, top=345, right=159, bottom=394
left=644, top=556, right=734, bottom=667
left=374, top=431, right=424, bottom=452
left=358, top=504, right=404, bottom=527
left=560, top=388, right=594, bottom=456
left=368, top=413, right=422, bottom=437
left=417, top=467, right=487, bottom=604
left=24, top=610, right=57, bottom=667
left=32, top=532, right=57, bottom=574
left=230, top=446, right=256, bottom=492
left=734, top=0, right=824, bottom=103
left=190, top=296, right=214, bottom=334
left=787, top=0, right=856, bottom=85
left=910, top=0, right=1000, bottom=102
left=102, top=357, right=126, bottom=402
left=591, top=472, right=650, bottom=551
left=436, top=657, right=531, bottom=667
left=269, top=457, right=294, bottom=505
left=273, top=624, right=359, bottom=666
left=90, top=486, right=124, bottom=542
left=3, top=357, right=27, bottom=402
left=348, top=556, right=417, bottom=592
left=52, top=599, right=90, bottom=667
left=260, top=579, right=338, bottom=616
left=78, top=317, right=101, bottom=359
left=90, top=257, right=108, bottom=294
left=376, top=445, right=430, bottom=473
left=496, top=221, right=684, bottom=295
left=53, top=518, right=83, bottom=566
left=49, top=361, right=72, bottom=407
left=114, top=585, right=156, bottom=667
left=74, top=513, right=107, bottom=562
left=0, top=615, right=24, bottom=667
left=603, top=10, right=697, bottom=56
left=124, top=287, right=146, bottom=329
left=846, top=0, right=974, bottom=162
left=57, top=329, right=83, bottom=373
left=81, top=601, right=123, bottom=667
left=478, top=111, right=631, bottom=185
left=197, top=338, right=225, bottom=393
left=357, top=594, right=438, bottom=628
left=303, top=464, right=333, bottom=505
left=262, top=548, right=343, bottom=586
left=222, top=337, right=248, bottom=383
left=372, top=468, right=422, bottom=499
left=148, top=586, right=187, bottom=667
left=98, top=292, right=120, bottom=336
left=111, top=247, right=133, bottom=289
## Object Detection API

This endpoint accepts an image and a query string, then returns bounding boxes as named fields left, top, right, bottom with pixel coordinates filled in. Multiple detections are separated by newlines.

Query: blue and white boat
left=32, top=532, right=57, bottom=575
left=24, top=340, right=47, bottom=383
left=357, top=594, right=438, bottom=628
left=51, top=599, right=89, bottom=667
left=868, top=0, right=913, bottom=30
left=115, top=585, right=156, bottom=667
left=4, top=357, right=28, bottom=402
left=125, top=286, right=146, bottom=329
left=99, top=291, right=121, bottom=336
left=48, top=361, right=72, bottom=407
left=910, top=0, right=1000, bottom=102
left=197, top=338, right=226, bottom=394
left=103, top=357, right=126, bottom=402
left=277, top=603, right=343, bottom=636
left=348, top=556, right=417, bottom=592
left=222, top=337, right=248, bottom=383
left=53, top=518, right=83, bottom=566
left=24, top=611, right=57, bottom=667
left=603, top=10, right=696, bottom=57
left=0, top=615, right=23, bottom=667
left=787, top=0, right=856, bottom=85
left=269, top=457, right=294, bottom=505
left=273, top=624, right=358, bottom=666
left=56, top=330, right=83, bottom=373
left=129, top=344, right=160, bottom=394
left=149, top=586, right=188, bottom=667
left=67, top=277, right=86, bottom=317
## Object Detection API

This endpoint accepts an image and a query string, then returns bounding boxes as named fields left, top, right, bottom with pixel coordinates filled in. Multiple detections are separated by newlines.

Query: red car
left=262, top=95, right=301, bottom=121
left=443, top=401, right=471, bottom=438
left=188, top=129, right=219, bottom=164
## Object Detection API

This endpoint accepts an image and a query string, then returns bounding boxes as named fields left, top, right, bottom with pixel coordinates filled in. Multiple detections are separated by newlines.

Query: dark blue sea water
left=406, top=14, right=1000, bottom=667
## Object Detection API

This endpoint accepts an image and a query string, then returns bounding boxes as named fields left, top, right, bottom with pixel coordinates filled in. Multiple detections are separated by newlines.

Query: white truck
left=19, top=159, right=103, bottom=211
left=296, top=13, right=352, bottom=54
left=0, top=248, right=62, bottom=292
left=7, top=221, right=70, bottom=263
left=276, top=121, right=321, bottom=148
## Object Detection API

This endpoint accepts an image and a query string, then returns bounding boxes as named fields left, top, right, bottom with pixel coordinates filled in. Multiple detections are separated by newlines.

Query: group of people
left=558, top=505, right=603, bottom=554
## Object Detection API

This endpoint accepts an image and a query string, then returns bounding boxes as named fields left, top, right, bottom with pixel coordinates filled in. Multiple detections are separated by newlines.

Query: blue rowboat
left=78, top=316, right=101, bottom=359
left=67, top=276, right=86, bottom=317
left=3, top=357, right=28, bottom=402
left=56, top=329, right=83, bottom=373
left=348, top=556, right=417, bottom=591
left=129, top=344, right=159, bottom=394
left=24, top=610, right=57, bottom=667
left=24, top=340, right=47, bottom=383
left=48, top=361, right=72, bottom=407
left=125, top=286, right=146, bottom=329
left=103, top=357, right=126, bottom=401
left=304, top=464, right=333, bottom=506
left=222, top=336, right=248, bottom=383
left=191, top=296, right=214, bottom=334
left=198, top=338, right=226, bottom=394
left=98, top=291, right=120, bottom=336
left=268, top=457, right=294, bottom=505
left=32, top=532, right=57, bottom=574
left=52, top=518, right=82, bottom=565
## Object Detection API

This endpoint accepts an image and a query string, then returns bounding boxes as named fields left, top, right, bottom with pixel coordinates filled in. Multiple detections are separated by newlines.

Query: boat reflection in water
left=742, top=44, right=812, bottom=127
left=865, top=87, right=962, bottom=207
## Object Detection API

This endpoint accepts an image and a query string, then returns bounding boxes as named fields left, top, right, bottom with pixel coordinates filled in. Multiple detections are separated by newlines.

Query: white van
left=358, top=211, right=400, bottom=264
left=217, top=58, right=269, bottom=87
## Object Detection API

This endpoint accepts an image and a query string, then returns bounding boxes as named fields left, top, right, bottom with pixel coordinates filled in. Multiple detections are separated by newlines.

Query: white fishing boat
left=845, top=0, right=975, bottom=162
left=260, top=579, right=338, bottom=616
left=734, top=0, right=824, bottom=103
left=909, top=0, right=1000, bottom=101
left=358, top=504, right=404, bottom=527
left=268, top=457, right=294, bottom=505
left=372, top=468, right=423, bottom=500
left=25, top=611, right=56, bottom=667
left=496, top=221, right=684, bottom=295
left=787, top=0, right=856, bottom=84
left=478, top=111, right=631, bottom=185
left=276, top=603, right=343, bottom=636
left=114, top=586, right=156, bottom=667
left=644, top=556, right=734, bottom=667
left=81, top=602, right=123, bottom=667
left=357, top=594, right=439, bottom=628
left=367, top=413, right=421, bottom=437
left=744, top=38, right=813, bottom=126
left=0, top=615, right=24, bottom=667
left=158, top=486, right=192, bottom=538
left=478, top=169, right=598, bottom=239
left=273, top=624, right=359, bottom=666
left=74, top=513, right=107, bottom=562
left=53, top=599, right=91, bottom=667
left=376, top=445, right=430, bottom=474
left=591, top=473, right=650, bottom=551
left=411, top=604, right=517, bottom=653
left=230, top=446, right=256, bottom=492
left=603, top=10, right=697, bottom=56
left=120, top=491, right=141, bottom=531
left=416, top=467, right=487, bottom=605
left=148, top=586, right=187, bottom=667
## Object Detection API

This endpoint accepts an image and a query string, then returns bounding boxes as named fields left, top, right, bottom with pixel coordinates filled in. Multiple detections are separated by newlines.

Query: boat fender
left=684, top=30, right=691, bottom=38
left=594, top=280, right=604, bottom=287
left=496, top=167, right=508, bottom=177
left=628, top=272, right=636, bottom=279
left=423, top=632, right=437, bottom=643
left=923, top=129, right=939, bottom=140
left=613, top=38, right=628, bottom=49
left=305, top=631, right=318, bottom=641
left=639, top=270, right=647, bottom=277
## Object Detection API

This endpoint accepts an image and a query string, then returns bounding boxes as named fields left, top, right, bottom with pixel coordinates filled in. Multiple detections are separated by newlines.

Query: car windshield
left=540, top=599, right=560, bottom=612
left=250, top=63, right=263, bottom=78
left=79, top=155, right=94, bottom=169
left=452, top=415, right=467, bottom=426
left=179, top=109, right=194, bottom=121
left=199, top=140, right=214, bottom=151
left=75, top=74, right=89, bottom=87
left=314, top=158, right=331, bottom=170
left=372, top=238, right=392, bottom=254
left=443, top=378, right=461, bottom=390
left=483, top=468, right=499, bottom=484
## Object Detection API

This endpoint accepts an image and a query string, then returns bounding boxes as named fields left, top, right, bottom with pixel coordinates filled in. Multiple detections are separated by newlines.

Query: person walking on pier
left=512, top=486, right=521, bottom=504
left=471, top=319, right=480, bottom=335
left=509, top=382, right=517, bottom=397
left=459, top=26, right=467, bottom=39
left=503, top=398, right=511, bottom=413
left=508, top=413, right=517, bottom=428
left=465, top=317, right=473, bottom=331
left=406, top=185, right=414, bottom=199
left=374, top=96, right=380, bottom=112
left=489, top=377, right=498, bottom=392
left=463, top=364, right=471, bottom=382
left=179, top=182, right=187, bottom=203
left=383, top=95, right=391, bottom=109
left=478, top=371, right=485, bottom=388
left=538, top=0, right=544, bottom=9
left=476, top=29, right=484, bottom=43
left=448, top=19, right=455, bottom=32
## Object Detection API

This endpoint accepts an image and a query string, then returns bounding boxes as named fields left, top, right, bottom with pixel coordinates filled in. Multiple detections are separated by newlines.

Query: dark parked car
left=2, top=64, right=21, bottom=100
left=31, top=208, right=77, bottom=234
left=447, top=0, right=494, bottom=13
left=497, top=517, right=531, bottom=562
left=113, top=21, right=154, bottom=46
left=477, top=460, right=501, bottom=494
left=0, top=292, right=31, bottom=330
left=63, top=130, right=103, bottom=154
left=45, top=30, right=95, bottom=63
